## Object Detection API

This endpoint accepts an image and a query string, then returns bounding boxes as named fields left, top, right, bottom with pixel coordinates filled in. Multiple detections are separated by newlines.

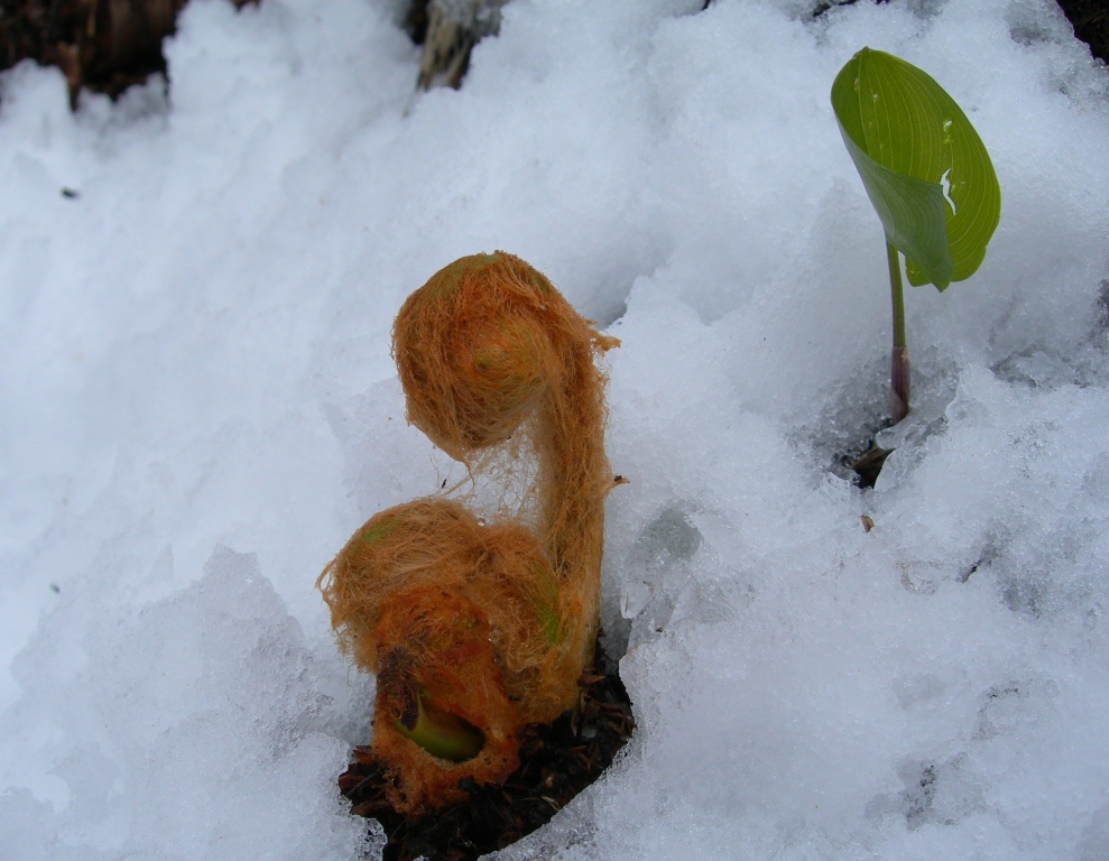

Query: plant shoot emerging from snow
left=831, top=47, right=1001, bottom=424
left=318, top=252, right=618, bottom=814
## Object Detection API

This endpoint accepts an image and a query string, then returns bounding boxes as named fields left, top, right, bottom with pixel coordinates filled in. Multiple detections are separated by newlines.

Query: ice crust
left=1, top=0, right=1108, bottom=858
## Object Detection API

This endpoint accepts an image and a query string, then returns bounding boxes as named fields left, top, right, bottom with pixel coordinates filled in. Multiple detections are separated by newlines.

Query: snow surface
left=2, top=0, right=1108, bottom=858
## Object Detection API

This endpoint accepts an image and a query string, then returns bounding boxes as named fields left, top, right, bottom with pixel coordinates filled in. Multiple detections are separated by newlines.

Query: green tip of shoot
left=395, top=691, right=485, bottom=763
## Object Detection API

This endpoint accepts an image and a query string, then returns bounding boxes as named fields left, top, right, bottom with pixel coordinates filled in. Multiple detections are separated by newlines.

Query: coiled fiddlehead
left=319, top=251, right=618, bottom=814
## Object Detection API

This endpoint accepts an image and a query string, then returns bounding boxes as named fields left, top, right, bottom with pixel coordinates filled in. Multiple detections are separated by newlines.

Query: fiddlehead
left=319, top=252, right=617, bottom=813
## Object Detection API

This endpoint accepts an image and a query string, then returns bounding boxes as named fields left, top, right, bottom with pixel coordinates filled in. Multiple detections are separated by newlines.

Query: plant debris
left=337, top=644, right=634, bottom=861
left=851, top=443, right=892, bottom=489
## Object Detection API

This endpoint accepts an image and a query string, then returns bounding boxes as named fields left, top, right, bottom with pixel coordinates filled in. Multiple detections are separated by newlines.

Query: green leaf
left=536, top=569, right=561, bottom=646
left=831, top=47, right=1001, bottom=291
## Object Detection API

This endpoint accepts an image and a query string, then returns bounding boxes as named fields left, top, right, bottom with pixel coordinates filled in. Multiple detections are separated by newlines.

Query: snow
left=1, top=0, right=1108, bottom=858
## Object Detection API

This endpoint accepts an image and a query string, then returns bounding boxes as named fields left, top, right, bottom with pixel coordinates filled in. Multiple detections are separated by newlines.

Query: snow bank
left=1, top=0, right=1108, bottom=858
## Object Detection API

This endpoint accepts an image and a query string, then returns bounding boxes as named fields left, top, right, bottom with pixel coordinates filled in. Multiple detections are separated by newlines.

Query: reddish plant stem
left=887, top=243, right=910, bottom=424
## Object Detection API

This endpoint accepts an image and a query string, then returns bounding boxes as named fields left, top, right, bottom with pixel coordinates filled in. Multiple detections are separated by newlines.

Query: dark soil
left=0, top=0, right=255, bottom=105
left=1056, top=0, right=1109, bottom=65
left=337, top=645, right=634, bottom=861
left=402, top=0, right=432, bottom=46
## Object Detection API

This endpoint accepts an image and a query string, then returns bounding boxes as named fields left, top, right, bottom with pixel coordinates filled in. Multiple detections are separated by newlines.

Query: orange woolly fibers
left=318, top=251, right=618, bottom=814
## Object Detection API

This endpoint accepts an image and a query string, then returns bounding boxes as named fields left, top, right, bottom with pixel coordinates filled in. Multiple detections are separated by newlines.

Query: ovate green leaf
left=831, top=47, right=1001, bottom=291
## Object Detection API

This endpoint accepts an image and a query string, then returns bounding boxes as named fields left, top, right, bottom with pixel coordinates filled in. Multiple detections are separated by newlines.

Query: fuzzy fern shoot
left=318, top=252, right=618, bottom=814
